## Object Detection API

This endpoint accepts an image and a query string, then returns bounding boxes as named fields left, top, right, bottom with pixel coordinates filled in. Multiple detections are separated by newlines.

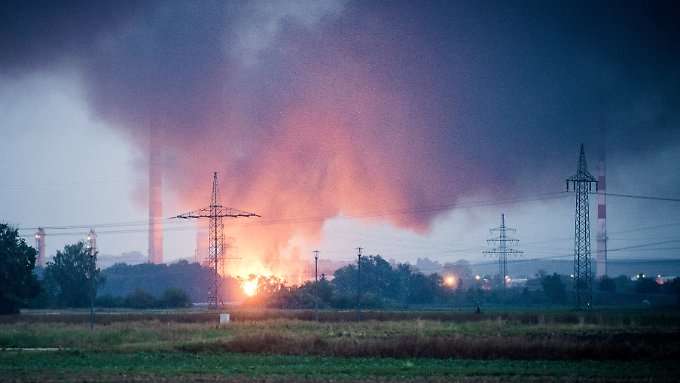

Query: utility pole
left=313, top=250, right=319, bottom=321
left=86, top=229, right=97, bottom=330
left=566, top=144, right=598, bottom=310
left=173, top=172, right=260, bottom=308
left=483, top=214, right=522, bottom=288
left=356, top=247, right=363, bottom=321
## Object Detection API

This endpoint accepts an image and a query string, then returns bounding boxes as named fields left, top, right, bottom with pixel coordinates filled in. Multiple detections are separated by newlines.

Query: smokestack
left=148, top=129, right=163, bottom=264
left=596, top=128, right=607, bottom=277
left=34, top=227, right=45, bottom=267
left=87, top=228, right=97, bottom=253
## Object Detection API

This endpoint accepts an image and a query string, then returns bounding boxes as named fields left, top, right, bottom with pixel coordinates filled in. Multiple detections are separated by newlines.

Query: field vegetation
left=1, top=309, right=680, bottom=381
left=3, top=228, right=680, bottom=381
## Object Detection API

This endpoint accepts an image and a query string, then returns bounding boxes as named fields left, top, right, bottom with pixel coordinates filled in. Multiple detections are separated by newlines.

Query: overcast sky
left=1, top=1, right=679, bottom=275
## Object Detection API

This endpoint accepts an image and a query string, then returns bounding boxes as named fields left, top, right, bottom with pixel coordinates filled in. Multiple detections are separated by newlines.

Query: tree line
left=0, top=224, right=192, bottom=313
left=245, top=256, right=680, bottom=309
left=2, top=222, right=680, bottom=314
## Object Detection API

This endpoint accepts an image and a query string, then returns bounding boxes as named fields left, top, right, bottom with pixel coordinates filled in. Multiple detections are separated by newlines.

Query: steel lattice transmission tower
left=173, top=172, right=260, bottom=308
left=483, top=214, right=523, bottom=288
left=566, top=144, right=598, bottom=310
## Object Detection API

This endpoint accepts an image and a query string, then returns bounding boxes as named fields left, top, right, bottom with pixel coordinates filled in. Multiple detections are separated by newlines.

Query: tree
left=664, top=277, right=680, bottom=306
left=99, top=260, right=239, bottom=302
left=43, top=242, right=101, bottom=308
left=613, top=275, right=631, bottom=293
left=159, top=288, right=192, bottom=308
left=598, top=276, right=616, bottom=293
left=541, top=273, right=567, bottom=304
left=124, top=288, right=156, bottom=308
left=443, top=259, right=473, bottom=280
left=405, top=272, right=440, bottom=304
left=96, top=294, right=125, bottom=308
left=332, top=256, right=382, bottom=295
left=316, top=275, right=333, bottom=305
left=635, top=277, right=659, bottom=294
left=0, top=224, right=40, bottom=314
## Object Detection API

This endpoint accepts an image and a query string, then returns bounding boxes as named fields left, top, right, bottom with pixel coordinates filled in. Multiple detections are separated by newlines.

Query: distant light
left=570, top=274, right=574, bottom=278
left=475, top=275, right=481, bottom=281
left=444, top=275, right=457, bottom=288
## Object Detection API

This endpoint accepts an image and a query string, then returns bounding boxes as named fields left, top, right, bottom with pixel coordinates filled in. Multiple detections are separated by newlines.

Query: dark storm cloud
left=2, top=0, right=677, bottom=164
left=1, top=0, right=679, bottom=264
left=0, top=1, right=155, bottom=73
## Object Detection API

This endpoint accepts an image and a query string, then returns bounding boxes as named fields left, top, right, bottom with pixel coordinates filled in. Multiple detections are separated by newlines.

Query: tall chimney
left=148, top=129, right=163, bottom=264
left=34, top=228, right=46, bottom=267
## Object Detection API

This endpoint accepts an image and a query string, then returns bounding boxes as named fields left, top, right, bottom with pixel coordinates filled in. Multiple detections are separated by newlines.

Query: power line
left=18, top=225, right=203, bottom=238
left=16, top=217, right=183, bottom=231
left=593, top=192, right=680, bottom=203
left=608, top=221, right=680, bottom=235
left=13, top=191, right=680, bottom=233
left=15, top=192, right=568, bottom=232
left=608, top=239, right=680, bottom=252
left=609, top=247, right=680, bottom=252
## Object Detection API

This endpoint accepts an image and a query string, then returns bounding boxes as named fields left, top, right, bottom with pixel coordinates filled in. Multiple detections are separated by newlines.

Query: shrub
left=124, top=289, right=157, bottom=309
left=159, top=288, right=192, bottom=308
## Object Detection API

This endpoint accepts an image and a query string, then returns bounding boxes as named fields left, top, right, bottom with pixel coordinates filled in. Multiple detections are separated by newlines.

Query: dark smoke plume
left=2, top=0, right=679, bottom=275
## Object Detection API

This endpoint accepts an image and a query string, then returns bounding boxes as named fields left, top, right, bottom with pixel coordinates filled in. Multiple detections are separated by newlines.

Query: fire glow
left=242, top=279, right=259, bottom=297
left=87, top=3, right=466, bottom=282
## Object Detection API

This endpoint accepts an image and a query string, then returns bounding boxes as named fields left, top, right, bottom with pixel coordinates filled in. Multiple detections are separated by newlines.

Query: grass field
left=1, top=309, right=679, bottom=382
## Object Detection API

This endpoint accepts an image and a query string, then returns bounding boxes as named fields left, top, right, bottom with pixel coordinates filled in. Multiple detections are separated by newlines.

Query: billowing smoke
left=2, top=1, right=679, bottom=277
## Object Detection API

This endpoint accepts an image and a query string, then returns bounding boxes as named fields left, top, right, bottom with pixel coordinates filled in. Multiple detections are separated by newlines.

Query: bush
left=96, top=288, right=193, bottom=309
left=635, top=277, right=659, bottom=294
left=541, top=273, right=567, bottom=304
left=598, top=276, right=616, bottom=293
left=124, top=289, right=157, bottom=309
left=159, top=288, right=192, bottom=308
left=96, top=294, right=125, bottom=308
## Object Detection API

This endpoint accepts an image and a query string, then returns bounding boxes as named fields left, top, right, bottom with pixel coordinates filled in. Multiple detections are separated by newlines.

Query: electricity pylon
left=566, top=144, right=597, bottom=310
left=483, top=214, right=522, bottom=288
left=173, top=172, right=260, bottom=308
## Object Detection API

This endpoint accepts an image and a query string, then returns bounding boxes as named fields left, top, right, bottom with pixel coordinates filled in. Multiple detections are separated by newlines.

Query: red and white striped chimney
left=596, top=135, right=607, bottom=277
